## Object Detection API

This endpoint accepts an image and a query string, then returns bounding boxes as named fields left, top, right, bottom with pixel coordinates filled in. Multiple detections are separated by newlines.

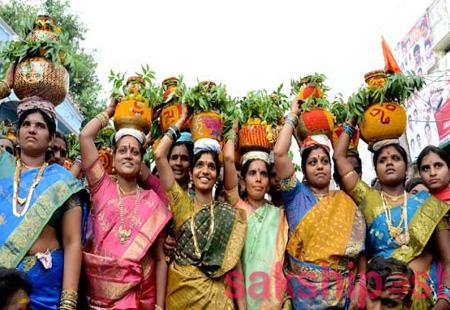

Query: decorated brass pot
left=14, top=57, right=69, bottom=106
left=28, top=15, right=61, bottom=43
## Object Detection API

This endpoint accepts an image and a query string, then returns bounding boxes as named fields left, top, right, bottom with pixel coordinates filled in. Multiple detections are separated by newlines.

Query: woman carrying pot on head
left=334, top=123, right=450, bottom=309
left=0, top=97, right=85, bottom=310
left=167, top=131, right=194, bottom=193
left=417, top=146, right=450, bottom=204
left=223, top=120, right=289, bottom=309
left=273, top=99, right=366, bottom=309
left=79, top=99, right=172, bottom=309
left=154, top=105, right=247, bottom=309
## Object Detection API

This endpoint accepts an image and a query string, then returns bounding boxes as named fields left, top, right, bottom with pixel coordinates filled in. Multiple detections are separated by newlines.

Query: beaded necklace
left=12, top=160, right=48, bottom=217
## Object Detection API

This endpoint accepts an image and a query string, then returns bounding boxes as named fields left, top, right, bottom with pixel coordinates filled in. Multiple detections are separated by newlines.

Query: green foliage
left=0, top=35, right=74, bottom=76
left=182, top=81, right=232, bottom=113
left=0, top=0, right=103, bottom=122
left=347, top=71, right=425, bottom=119
left=239, top=86, right=288, bottom=127
left=290, top=73, right=331, bottom=111
left=108, top=65, right=163, bottom=108
left=329, top=94, right=348, bottom=124
left=290, top=73, right=329, bottom=95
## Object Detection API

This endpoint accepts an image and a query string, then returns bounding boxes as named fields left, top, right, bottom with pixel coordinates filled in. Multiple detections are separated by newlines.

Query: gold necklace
left=116, top=181, right=140, bottom=244
left=381, top=190, right=410, bottom=249
left=381, top=191, right=404, bottom=202
left=12, top=160, right=48, bottom=217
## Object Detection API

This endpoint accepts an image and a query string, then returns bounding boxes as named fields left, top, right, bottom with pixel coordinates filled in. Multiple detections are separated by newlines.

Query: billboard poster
left=395, top=13, right=436, bottom=76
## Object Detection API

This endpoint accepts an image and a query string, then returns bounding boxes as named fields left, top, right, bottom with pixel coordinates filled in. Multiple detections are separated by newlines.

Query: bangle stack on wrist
left=59, top=290, right=78, bottom=310
left=439, top=285, right=450, bottom=305
left=165, top=125, right=181, bottom=141
left=285, top=112, right=299, bottom=130
left=343, top=123, right=356, bottom=139
left=95, top=111, right=110, bottom=128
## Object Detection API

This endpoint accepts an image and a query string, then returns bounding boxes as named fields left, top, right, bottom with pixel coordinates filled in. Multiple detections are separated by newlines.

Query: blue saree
left=0, top=149, right=84, bottom=309
left=350, top=179, right=450, bottom=309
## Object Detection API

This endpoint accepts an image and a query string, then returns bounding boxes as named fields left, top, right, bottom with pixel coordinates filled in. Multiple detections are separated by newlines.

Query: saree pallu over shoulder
left=166, top=180, right=247, bottom=309
left=0, top=162, right=83, bottom=268
left=286, top=191, right=365, bottom=270
left=238, top=202, right=289, bottom=310
left=174, top=201, right=247, bottom=277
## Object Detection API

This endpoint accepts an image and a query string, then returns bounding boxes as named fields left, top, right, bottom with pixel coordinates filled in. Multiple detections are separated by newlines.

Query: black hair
left=54, top=131, right=68, bottom=148
left=301, top=145, right=331, bottom=175
left=417, top=145, right=450, bottom=170
left=367, top=256, right=415, bottom=304
left=192, top=150, right=220, bottom=176
left=0, top=267, right=31, bottom=309
left=17, top=108, right=56, bottom=137
left=168, top=141, right=194, bottom=168
left=405, top=177, right=424, bottom=192
left=241, top=158, right=270, bottom=180
left=372, top=143, right=408, bottom=168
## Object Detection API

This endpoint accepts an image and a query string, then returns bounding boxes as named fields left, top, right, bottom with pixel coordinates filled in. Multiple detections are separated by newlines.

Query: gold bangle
left=342, top=170, right=356, bottom=179
left=95, top=111, right=109, bottom=128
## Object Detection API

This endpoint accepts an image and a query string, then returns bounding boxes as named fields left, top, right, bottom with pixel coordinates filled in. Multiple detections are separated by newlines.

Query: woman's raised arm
left=154, top=104, right=188, bottom=191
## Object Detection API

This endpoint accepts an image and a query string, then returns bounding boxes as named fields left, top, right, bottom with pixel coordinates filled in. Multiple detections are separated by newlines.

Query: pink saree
left=83, top=161, right=172, bottom=309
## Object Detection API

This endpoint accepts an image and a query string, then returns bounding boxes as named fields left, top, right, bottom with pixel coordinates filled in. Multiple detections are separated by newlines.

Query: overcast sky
left=69, top=0, right=431, bottom=99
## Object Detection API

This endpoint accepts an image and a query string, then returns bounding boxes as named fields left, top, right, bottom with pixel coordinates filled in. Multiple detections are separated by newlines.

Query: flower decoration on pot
left=0, top=15, right=72, bottom=105
left=292, top=73, right=335, bottom=139
left=182, top=80, right=233, bottom=142
left=347, top=70, right=424, bottom=145
left=158, top=75, right=188, bottom=132
left=109, top=65, right=163, bottom=135
left=238, top=86, right=288, bottom=153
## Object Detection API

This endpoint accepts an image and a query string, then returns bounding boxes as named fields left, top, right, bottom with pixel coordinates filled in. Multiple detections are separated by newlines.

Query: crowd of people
left=0, top=91, right=450, bottom=310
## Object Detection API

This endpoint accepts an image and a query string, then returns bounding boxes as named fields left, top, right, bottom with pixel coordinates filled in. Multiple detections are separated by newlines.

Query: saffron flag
left=382, top=36, right=402, bottom=73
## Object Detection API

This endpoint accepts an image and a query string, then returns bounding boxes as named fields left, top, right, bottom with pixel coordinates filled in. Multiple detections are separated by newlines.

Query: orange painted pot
left=239, top=122, right=270, bottom=153
left=297, top=85, right=323, bottom=101
left=331, top=124, right=360, bottom=150
left=190, top=111, right=223, bottom=142
left=98, top=147, right=113, bottom=174
left=364, top=70, right=387, bottom=88
left=160, top=103, right=189, bottom=132
left=14, top=57, right=69, bottom=106
left=297, top=108, right=334, bottom=139
left=113, top=99, right=152, bottom=134
left=358, top=102, right=406, bottom=143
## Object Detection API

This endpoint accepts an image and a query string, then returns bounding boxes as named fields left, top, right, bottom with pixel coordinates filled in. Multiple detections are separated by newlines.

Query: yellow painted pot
left=358, top=102, right=406, bottom=143
left=297, top=108, right=334, bottom=139
left=190, top=111, right=223, bottom=142
left=14, top=57, right=69, bottom=106
left=364, top=70, right=387, bottom=88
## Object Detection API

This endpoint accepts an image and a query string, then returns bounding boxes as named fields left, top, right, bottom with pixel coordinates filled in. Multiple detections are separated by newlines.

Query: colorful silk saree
left=165, top=181, right=247, bottom=309
left=349, top=179, right=450, bottom=309
left=226, top=187, right=289, bottom=309
left=0, top=149, right=84, bottom=309
left=83, top=160, right=172, bottom=309
left=280, top=174, right=366, bottom=309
